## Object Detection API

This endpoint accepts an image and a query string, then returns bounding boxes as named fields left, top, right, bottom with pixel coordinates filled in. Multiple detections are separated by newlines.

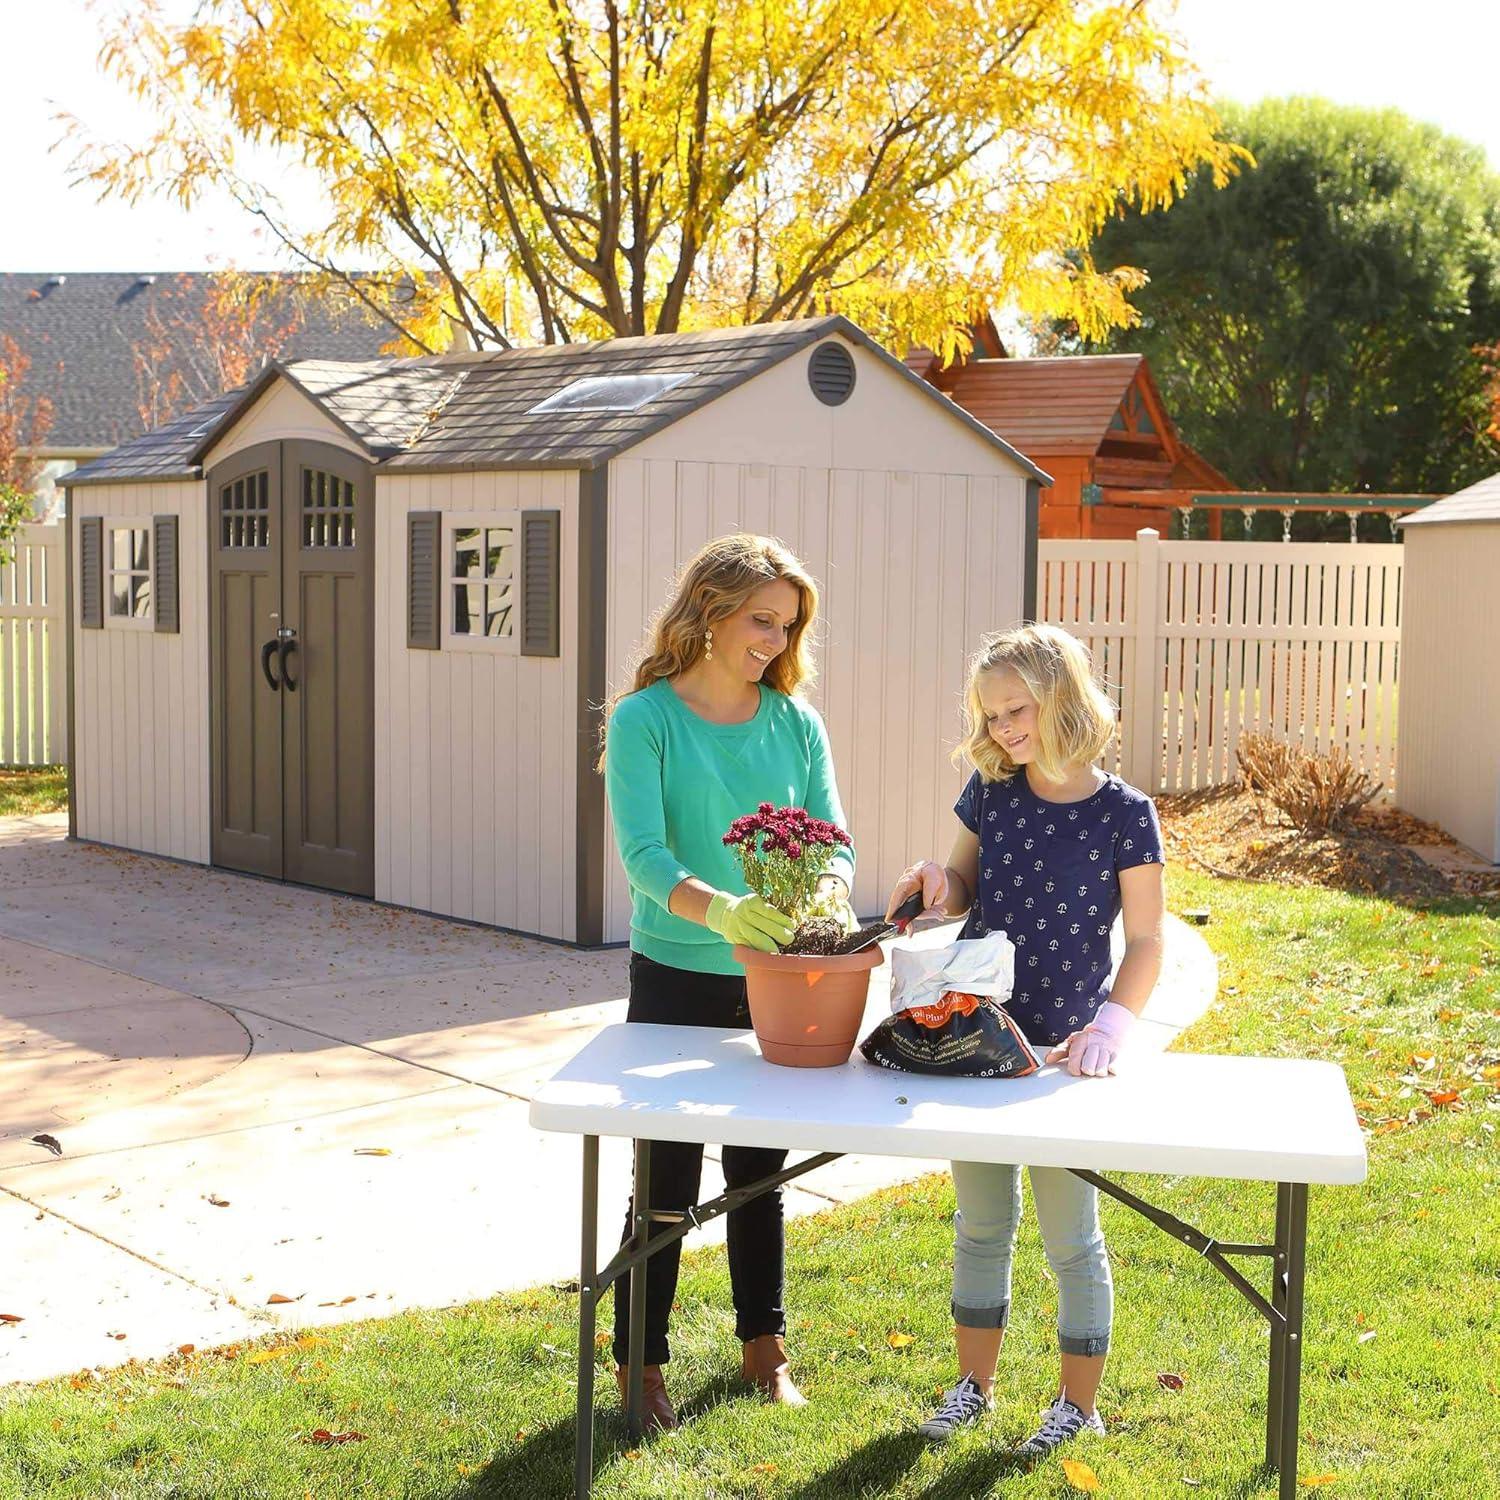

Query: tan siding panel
left=71, top=481, right=209, bottom=862
left=374, top=467, right=581, bottom=938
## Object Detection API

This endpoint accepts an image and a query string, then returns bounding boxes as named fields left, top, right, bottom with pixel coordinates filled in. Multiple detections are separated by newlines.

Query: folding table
left=529, top=1022, right=1366, bottom=1498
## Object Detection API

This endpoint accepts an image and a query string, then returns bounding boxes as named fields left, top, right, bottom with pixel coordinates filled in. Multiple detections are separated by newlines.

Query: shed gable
left=198, top=375, right=368, bottom=471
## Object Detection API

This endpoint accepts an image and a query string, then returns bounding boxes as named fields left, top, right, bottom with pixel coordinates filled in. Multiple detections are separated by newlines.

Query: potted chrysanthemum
left=722, top=804, right=883, bottom=1067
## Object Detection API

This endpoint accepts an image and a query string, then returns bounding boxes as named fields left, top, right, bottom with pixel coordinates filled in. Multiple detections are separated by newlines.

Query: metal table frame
left=572, top=1138, right=1309, bottom=1498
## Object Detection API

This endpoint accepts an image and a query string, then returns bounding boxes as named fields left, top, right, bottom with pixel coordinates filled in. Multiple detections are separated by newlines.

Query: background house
left=0, top=272, right=391, bottom=517
left=60, top=316, right=1048, bottom=942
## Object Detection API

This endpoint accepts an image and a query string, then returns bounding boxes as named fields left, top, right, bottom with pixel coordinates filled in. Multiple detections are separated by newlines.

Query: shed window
left=445, top=512, right=520, bottom=651
left=107, top=525, right=152, bottom=624
left=302, top=467, right=357, bottom=548
left=221, top=470, right=270, bottom=548
left=526, top=371, right=691, bottom=414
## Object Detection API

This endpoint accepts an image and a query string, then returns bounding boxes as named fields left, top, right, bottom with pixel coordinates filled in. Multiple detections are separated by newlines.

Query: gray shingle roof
left=0, top=271, right=393, bottom=450
left=63, top=316, right=1049, bottom=488
left=1398, top=470, right=1500, bottom=526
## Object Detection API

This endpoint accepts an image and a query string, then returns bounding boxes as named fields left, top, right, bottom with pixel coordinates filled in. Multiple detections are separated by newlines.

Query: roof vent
left=137, top=274, right=157, bottom=287
left=43, top=274, right=67, bottom=289
left=526, top=371, right=693, bottom=415
left=808, top=342, right=855, bottom=406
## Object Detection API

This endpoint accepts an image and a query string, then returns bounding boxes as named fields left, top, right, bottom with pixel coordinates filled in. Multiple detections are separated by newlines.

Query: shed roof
left=0, top=271, right=392, bottom=451
left=941, top=353, right=1149, bottom=456
left=1398, top=470, right=1500, bottom=527
left=64, top=316, right=1049, bottom=488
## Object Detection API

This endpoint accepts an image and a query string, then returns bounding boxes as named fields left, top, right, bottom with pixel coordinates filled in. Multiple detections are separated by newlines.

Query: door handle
left=279, top=636, right=299, bottom=692
left=261, top=638, right=282, bottom=691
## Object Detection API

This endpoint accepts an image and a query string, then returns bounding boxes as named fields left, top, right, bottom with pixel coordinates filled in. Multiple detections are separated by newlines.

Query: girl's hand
left=886, top=861, right=948, bottom=921
left=1045, top=1001, right=1136, bottom=1077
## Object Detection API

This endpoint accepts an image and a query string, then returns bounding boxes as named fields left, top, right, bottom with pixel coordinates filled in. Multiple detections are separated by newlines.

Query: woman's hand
left=704, top=891, right=796, bottom=954
left=886, top=860, right=949, bottom=921
left=1044, top=1001, right=1137, bottom=1077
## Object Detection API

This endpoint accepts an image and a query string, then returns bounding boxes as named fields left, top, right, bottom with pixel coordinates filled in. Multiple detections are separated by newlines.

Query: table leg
left=625, top=1137, right=651, bottom=1441
left=1271, top=1182, right=1308, bottom=1499
left=574, top=1135, right=599, bottom=1499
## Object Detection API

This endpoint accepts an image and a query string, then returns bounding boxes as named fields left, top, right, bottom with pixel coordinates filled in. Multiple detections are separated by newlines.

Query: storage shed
left=1395, top=472, right=1500, bottom=864
left=60, top=316, right=1048, bottom=942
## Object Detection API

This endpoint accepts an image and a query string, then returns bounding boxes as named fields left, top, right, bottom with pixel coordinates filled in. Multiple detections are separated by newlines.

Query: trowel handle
left=891, top=891, right=926, bottom=929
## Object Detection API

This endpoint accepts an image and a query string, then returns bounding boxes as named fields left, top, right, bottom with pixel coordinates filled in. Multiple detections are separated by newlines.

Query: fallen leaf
left=303, top=1429, right=364, bottom=1446
left=1300, top=1477, right=1339, bottom=1489
left=31, top=1134, right=62, bottom=1157
left=1436, top=1008, right=1462, bottom=1022
left=69, top=1374, right=91, bottom=1390
left=177, top=1344, right=195, bottom=1355
left=1426, top=1090, right=1460, bottom=1107
left=886, top=1331, right=915, bottom=1349
left=245, top=1347, right=291, bottom=1365
left=1156, top=1371, right=1185, bottom=1391
left=594, top=1331, right=610, bottom=1346
left=752, top=1462, right=779, bottom=1474
left=0, top=1314, right=23, bottom=1325
left=266, top=1293, right=301, bottom=1305
left=623, top=1450, right=641, bottom=1460
left=1061, top=1456, right=1100, bottom=1491
left=205, top=1194, right=230, bottom=1208
left=354, top=1148, right=392, bottom=1157
left=1484, top=1065, right=1500, bottom=1082
left=107, top=1331, right=127, bottom=1341
left=294, top=1335, right=328, bottom=1350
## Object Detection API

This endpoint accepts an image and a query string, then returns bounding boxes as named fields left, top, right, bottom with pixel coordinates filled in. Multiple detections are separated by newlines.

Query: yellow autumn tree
left=76, top=0, right=1244, bottom=356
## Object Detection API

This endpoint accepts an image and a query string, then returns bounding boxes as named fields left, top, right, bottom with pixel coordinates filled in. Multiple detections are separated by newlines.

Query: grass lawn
left=0, top=766, right=67, bottom=818
left=1, top=869, right=1495, bottom=1498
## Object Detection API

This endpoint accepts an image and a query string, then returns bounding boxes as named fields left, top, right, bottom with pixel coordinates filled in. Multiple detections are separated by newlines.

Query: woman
left=600, top=533, right=854, bottom=1430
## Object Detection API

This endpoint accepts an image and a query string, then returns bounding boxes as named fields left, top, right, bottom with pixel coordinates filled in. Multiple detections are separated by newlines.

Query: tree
left=1071, top=98, right=1500, bottom=495
left=129, top=271, right=311, bottom=429
left=75, top=0, right=1243, bottom=358
left=0, top=337, right=55, bottom=555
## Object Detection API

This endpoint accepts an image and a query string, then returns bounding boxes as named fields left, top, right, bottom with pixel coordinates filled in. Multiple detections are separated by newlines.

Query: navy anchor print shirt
left=955, top=769, right=1165, bottom=1048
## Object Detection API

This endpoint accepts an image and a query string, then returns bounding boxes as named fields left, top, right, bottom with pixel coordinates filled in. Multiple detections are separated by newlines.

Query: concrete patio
left=1, top=815, right=1217, bottom=1386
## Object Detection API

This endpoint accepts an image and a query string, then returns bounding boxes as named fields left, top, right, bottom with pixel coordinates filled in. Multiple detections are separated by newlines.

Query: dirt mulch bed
left=1155, top=787, right=1500, bottom=904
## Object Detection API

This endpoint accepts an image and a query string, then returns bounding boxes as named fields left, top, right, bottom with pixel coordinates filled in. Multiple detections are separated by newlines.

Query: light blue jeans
left=950, top=1160, right=1112, bottom=1356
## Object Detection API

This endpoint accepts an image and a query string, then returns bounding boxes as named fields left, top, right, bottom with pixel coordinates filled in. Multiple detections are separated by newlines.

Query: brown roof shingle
left=943, top=354, right=1144, bottom=456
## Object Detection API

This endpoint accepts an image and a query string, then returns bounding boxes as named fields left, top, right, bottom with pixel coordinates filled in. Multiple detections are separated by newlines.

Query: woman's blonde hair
left=954, top=624, right=1116, bottom=783
left=598, top=534, right=820, bottom=763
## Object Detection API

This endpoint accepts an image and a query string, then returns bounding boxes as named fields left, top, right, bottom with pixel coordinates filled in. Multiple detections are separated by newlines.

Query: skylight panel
left=526, top=371, right=693, bottom=414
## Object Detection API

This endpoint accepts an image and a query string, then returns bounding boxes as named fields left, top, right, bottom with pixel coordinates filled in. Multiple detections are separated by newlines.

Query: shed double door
left=208, top=440, right=375, bottom=897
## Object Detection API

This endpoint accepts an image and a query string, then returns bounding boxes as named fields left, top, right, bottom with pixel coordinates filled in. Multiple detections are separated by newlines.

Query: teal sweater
left=605, top=680, right=856, bottom=975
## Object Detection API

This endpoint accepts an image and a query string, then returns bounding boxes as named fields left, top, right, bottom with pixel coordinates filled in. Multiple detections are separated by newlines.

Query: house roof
left=0, top=271, right=393, bottom=451
left=63, top=316, right=1050, bottom=488
left=1398, top=470, right=1500, bottom=527
left=940, top=353, right=1153, bottom=457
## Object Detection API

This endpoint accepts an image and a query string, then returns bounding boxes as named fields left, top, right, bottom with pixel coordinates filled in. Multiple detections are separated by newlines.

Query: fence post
left=1126, top=528, right=1161, bottom=793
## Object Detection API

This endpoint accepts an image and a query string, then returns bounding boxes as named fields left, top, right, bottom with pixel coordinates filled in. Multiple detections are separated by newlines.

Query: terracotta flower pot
left=732, top=944, right=885, bottom=1067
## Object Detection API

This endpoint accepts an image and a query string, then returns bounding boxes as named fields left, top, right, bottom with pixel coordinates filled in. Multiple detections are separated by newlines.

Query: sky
left=6, top=0, right=1500, bottom=274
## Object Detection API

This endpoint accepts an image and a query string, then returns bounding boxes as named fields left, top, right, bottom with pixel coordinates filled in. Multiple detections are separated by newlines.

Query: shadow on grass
left=451, top=1370, right=751, bottom=1499
left=780, top=1431, right=928, bottom=1498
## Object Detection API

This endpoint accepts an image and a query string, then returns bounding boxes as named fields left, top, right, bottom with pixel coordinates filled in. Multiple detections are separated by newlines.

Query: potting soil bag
left=859, top=925, right=1037, bottom=1078
left=859, top=990, right=1040, bottom=1078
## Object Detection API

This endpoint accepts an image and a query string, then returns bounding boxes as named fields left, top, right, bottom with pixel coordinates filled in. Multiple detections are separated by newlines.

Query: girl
left=885, top=623, right=1165, bottom=1456
left=600, top=533, right=854, bottom=1431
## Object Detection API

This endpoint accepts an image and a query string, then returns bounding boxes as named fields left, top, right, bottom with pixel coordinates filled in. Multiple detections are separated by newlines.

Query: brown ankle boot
left=740, top=1334, right=809, bottom=1406
left=615, top=1364, right=678, bottom=1432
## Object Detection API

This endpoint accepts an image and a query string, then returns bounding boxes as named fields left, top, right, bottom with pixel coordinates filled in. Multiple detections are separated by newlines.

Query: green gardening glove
left=705, top=892, right=796, bottom=954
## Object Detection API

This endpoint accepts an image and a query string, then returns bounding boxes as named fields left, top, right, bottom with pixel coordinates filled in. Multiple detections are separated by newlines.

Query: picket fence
left=0, top=523, right=67, bottom=767
left=1038, top=529, right=1403, bottom=796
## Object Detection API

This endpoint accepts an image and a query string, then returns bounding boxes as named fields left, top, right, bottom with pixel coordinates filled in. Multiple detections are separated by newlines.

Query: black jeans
left=611, top=951, right=788, bottom=1366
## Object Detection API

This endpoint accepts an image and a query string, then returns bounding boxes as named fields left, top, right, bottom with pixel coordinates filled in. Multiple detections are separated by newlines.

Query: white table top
left=529, top=1024, right=1368, bottom=1186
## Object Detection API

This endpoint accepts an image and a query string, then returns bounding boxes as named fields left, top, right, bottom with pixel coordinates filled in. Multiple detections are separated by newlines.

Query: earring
left=704, top=627, right=714, bottom=661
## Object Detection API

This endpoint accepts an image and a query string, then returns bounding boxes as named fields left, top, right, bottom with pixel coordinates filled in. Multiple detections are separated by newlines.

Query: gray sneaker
left=1014, top=1394, right=1105, bottom=1457
left=917, top=1373, right=992, bottom=1442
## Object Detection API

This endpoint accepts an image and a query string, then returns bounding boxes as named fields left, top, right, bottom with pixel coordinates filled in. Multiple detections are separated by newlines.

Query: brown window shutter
left=152, top=514, right=180, bottom=633
left=407, top=510, right=441, bottom=649
left=79, top=516, right=103, bottom=629
left=520, top=510, right=560, bottom=657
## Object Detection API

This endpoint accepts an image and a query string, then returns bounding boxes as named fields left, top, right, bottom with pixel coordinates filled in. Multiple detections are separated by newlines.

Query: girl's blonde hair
left=955, top=624, right=1116, bottom=783
left=598, top=534, right=820, bottom=763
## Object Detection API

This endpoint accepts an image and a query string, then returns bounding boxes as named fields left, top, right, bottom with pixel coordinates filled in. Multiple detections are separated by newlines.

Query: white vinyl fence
left=0, top=523, right=67, bottom=767
left=1038, top=529, right=1402, bottom=796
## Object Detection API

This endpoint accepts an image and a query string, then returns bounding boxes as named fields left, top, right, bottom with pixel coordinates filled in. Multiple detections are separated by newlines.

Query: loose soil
left=1156, top=786, right=1500, bottom=905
